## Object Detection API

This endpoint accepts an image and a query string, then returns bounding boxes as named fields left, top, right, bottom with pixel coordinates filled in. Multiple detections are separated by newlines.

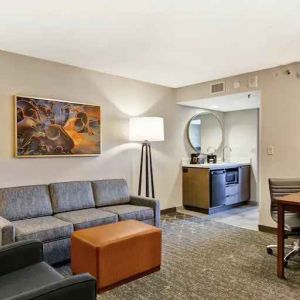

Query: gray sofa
left=0, top=179, right=160, bottom=265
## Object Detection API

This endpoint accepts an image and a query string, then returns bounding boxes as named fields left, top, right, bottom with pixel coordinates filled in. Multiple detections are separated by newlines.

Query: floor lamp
left=129, top=117, right=164, bottom=198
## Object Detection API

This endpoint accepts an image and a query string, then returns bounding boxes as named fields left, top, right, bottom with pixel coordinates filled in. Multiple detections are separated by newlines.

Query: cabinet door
left=238, top=165, right=250, bottom=202
left=225, top=184, right=239, bottom=205
left=182, top=167, right=210, bottom=208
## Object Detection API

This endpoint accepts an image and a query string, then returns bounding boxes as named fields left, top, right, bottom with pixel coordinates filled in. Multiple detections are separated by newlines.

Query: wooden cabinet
left=182, top=167, right=210, bottom=209
left=182, top=164, right=250, bottom=214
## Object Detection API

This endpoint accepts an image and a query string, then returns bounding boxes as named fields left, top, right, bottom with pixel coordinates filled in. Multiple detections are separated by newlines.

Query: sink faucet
left=222, top=145, right=232, bottom=162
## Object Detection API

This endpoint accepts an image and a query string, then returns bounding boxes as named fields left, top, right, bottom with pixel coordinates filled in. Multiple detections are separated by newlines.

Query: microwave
left=225, top=168, right=239, bottom=185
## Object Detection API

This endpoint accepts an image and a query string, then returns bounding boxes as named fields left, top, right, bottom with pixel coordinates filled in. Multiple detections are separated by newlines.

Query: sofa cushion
left=92, top=179, right=130, bottom=207
left=13, top=216, right=73, bottom=242
left=55, top=208, right=118, bottom=230
left=0, top=185, right=53, bottom=221
left=49, top=181, right=95, bottom=213
left=43, top=238, right=71, bottom=265
left=0, top=262, right=63, bottom=300
left=99, top=204, right=154, bottom=221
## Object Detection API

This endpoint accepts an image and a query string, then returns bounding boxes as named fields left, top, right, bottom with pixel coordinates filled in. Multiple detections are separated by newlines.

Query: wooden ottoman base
left=71, top=220, right=162, bottom=292
left=100, top=266, right=160, bottom=293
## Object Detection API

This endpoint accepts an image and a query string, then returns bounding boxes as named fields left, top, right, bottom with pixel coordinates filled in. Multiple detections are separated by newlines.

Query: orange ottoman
left=71, top=220, right=162, bottom=291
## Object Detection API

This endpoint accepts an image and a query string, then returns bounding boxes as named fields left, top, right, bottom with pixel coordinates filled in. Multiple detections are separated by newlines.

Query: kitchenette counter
left=182, top=161, right=251, bottom=214
left=182, top=162, right=251, bottom=170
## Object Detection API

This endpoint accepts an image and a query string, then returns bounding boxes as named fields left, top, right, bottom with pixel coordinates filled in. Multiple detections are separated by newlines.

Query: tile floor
left=177, top=203, right=259, bottom=231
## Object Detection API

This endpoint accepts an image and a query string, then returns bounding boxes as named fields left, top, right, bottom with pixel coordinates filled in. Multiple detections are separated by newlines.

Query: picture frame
left=14, top=95, right=102, bottom=158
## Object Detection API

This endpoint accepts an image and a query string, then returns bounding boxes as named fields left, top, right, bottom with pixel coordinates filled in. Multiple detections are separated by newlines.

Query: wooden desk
left=274, top=192, right=300, bottom=278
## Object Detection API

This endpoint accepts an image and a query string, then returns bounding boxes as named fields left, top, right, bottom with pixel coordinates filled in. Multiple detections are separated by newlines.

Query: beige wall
left=223, top=109, right=258, bottom=202
left=176, top=62, right=300, bottom=227
left=1, top=49, right=298, bottom=227
left=0, top=50, right=200, bottom=210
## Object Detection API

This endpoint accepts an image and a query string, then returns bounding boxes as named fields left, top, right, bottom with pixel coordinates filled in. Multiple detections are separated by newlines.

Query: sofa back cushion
left=50, top=181, right=95, bottom=213
left=92, top=179, right=130, bottom=207
left=0, top=185, right=53, bottom=221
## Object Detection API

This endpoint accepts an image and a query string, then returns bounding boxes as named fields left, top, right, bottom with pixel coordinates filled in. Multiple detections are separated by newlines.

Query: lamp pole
left=129, top=117, right=164, bottom=199
left=138, top=141, right=155, bottom=198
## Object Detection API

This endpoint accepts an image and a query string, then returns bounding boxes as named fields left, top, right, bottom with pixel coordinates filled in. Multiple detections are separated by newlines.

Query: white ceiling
left=0, top=0, right=299, bottom=88
left=177, top=91, right=260, bottom=112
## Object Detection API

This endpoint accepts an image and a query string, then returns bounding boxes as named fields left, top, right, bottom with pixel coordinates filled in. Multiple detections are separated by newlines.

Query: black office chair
left=267, top=178, right=300, bottom=266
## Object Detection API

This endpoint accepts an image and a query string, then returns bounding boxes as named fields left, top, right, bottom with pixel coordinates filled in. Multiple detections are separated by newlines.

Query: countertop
left=182, top=162, right=251, bottom=170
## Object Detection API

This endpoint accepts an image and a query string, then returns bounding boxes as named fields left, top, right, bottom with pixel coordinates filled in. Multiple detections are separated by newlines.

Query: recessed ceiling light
left=211, top=105, right=219, bottom=109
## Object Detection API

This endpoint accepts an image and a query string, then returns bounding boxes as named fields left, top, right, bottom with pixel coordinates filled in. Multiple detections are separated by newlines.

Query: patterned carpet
left=57, top=213, right=300, bottom=299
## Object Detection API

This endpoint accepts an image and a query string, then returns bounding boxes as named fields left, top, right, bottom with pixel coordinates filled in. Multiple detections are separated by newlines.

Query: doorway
left=178, top=91, right=261, bottom=230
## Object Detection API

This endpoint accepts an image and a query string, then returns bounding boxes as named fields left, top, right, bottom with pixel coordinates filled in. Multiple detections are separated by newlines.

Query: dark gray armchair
left=0, top=240, right=96, bottom=300
left=267, top=178, right=300, bottom=266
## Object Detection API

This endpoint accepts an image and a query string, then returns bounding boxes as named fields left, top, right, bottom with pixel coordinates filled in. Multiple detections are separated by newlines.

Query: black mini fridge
left=210, top=169, right=226, bottom=207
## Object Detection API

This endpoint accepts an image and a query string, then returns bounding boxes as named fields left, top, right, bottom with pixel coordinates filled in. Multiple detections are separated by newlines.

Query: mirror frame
left=187, top=111, right=224, bottom=154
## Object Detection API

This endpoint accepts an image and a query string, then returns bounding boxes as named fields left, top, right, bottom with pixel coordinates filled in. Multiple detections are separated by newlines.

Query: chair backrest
left=269, top=178, right=300, bottom=221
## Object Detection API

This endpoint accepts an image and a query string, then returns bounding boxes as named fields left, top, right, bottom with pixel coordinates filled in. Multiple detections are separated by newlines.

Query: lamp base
left=138, top=141, right=155, bottom=198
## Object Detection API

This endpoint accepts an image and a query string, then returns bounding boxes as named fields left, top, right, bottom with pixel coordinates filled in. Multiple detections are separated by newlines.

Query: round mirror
left=187, top=112, right=223, bottom=153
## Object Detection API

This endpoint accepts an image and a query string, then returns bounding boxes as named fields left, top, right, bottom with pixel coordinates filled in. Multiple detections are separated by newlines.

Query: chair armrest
left=0, top=240, right=43, bottom=277
left=7, top=274, right=97, bottom=300
left=130, top=195, right=160, bottom=227
left=0, top=216, right=15, bottom=246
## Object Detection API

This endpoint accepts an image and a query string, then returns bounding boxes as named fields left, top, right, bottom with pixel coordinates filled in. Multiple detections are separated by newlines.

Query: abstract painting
left=15, top=96, right=101, bottom=157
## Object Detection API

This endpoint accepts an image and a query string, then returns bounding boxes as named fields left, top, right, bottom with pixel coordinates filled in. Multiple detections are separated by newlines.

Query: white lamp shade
left=129, top=117, right=164, bottom=142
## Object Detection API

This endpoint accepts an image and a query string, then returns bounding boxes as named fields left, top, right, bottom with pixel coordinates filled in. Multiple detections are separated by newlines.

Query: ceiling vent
left=210, top=82, right=225, bottom=94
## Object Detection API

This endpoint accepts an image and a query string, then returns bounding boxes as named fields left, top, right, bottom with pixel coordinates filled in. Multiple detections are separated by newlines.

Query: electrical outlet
left=267, top=145, right=274, bottom=155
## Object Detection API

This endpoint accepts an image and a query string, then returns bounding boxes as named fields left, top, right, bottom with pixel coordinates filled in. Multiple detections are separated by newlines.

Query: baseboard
left=183, top=201, right=249, bottom=215
left=258, top=224, right=276, bottom=234
left=161, top=207, right=177, bottom=214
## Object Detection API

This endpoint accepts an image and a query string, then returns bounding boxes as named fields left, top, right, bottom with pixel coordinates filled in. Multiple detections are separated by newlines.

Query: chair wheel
left=267, top=248, right=273, bottom=255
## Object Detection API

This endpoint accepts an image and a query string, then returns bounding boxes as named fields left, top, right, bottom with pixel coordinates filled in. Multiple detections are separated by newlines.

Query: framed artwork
left=15, top=95, right=101, bottom=157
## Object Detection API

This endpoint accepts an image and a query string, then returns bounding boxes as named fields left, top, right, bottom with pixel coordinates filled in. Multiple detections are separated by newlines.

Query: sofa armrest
left=7, top=274, right=97, bottom=300
left=0, top=240, right=43, bottom=277
left=0, top=216, right=15, bottom=246
left=130, top=195, right=160, bottom=227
